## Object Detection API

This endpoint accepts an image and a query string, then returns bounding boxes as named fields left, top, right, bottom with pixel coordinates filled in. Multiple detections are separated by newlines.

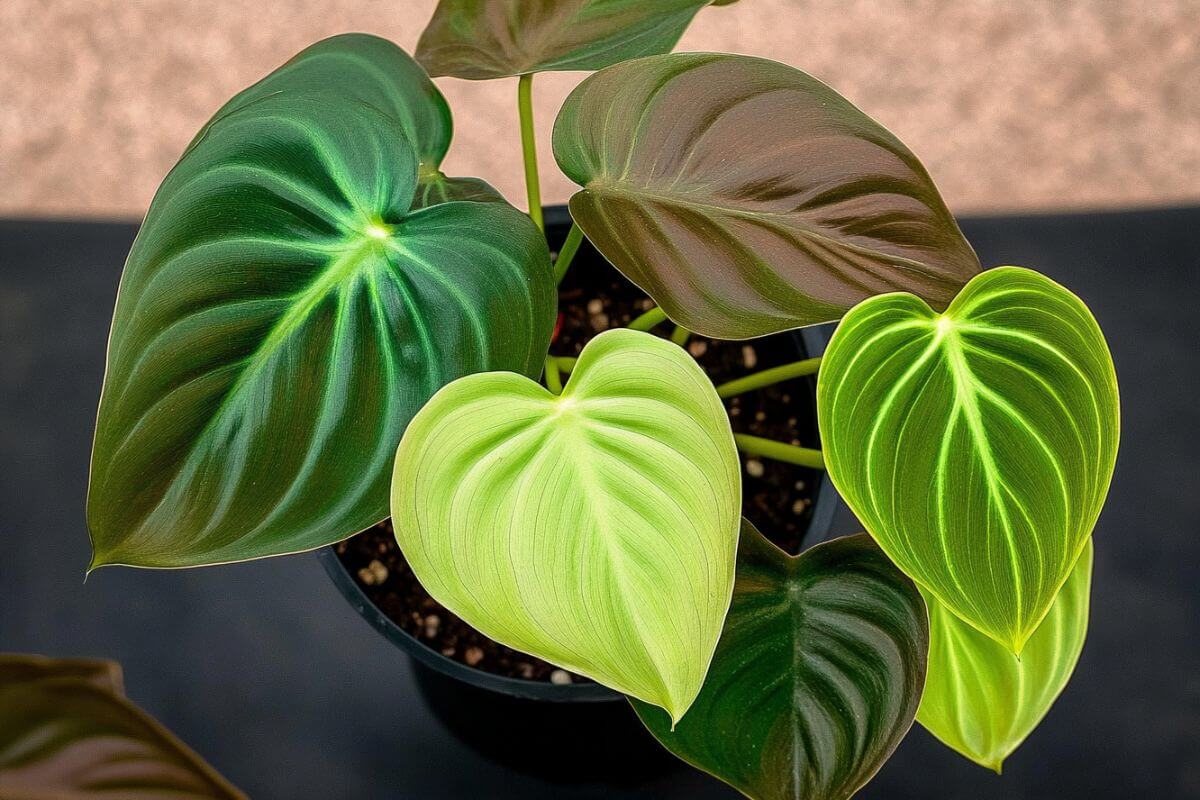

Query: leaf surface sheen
left=552, top=52, right=981, bottom=339
left=196, top=33, right=500, bottom=205
left=818, top=266, right=1118, bottom=653
left=918, top=540, right=1093, bottom=772
left=0, top=655, right=244, bottom=799
left=87, top=80, right=555, bottom=568
left=416, top=0, right=713, bottom=80
left=391, top=329, right=741, bottom=722
left=633, top=525, right=929, bottom=800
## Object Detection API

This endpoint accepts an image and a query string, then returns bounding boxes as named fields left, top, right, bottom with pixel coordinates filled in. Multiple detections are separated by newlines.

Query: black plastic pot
left=318, top=205, right=848, bottom=783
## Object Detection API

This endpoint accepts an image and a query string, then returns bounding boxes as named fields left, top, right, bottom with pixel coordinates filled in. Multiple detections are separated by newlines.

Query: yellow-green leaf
left=818, top=267, right=1118, bottom=653
left=918, top=540, right=1093, bottom=772
left=391, top=329, right=740, bottom=722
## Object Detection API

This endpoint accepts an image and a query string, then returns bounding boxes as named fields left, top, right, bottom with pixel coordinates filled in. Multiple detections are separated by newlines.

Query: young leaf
left=0, top=656, right=244, bottom=798
left=87, top=94, right=555, bottom=568
left=918, top=540, right=1093, bottom=773
left=632, top=524, right=929, bottom=800
left=391, top=329, right=740, bottom=722
left=817, top=267, right=1118, bottom=653
left=552, top=53, right=981, bottom=339
left=416, top=0, right=713, bottom=80
left=195, top=34, right=502, bottom=208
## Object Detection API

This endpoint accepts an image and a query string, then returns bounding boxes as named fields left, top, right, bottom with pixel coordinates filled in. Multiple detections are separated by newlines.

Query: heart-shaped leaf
left=918, top=540, right=1093, bottom=772
left=391, top=328, right=740, bottom=721
left=87, top=92, right=555, bottom=569
left=416, top=0, right=714, bottom=80
left=0, top=656, right=244, bottom=798
left=552, top=53, right=981, bottom=339
left=818, top=266, right=1118, bottom=653
left=632, top=524, right=929, bottom=800
left=197, top=33, right=502, bottom=208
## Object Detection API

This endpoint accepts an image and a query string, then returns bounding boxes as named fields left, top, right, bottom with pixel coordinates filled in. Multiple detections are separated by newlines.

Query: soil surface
left=335, top=243, right=823, bottom=684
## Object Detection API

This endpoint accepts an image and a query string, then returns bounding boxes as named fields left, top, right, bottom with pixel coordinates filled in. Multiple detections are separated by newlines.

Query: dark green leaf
left=633, top=524, right=929, bottom=800
left=0, top=655, right=244, bottom=798
left=818, top=267, right=1118, bottom=653
left=195, top=33, right=497, bottom=207
left=416, top=0, right=712, bottom=80
left=553, top=53, right=981, bottom=339
left=87, top=92, right=555, bottom=568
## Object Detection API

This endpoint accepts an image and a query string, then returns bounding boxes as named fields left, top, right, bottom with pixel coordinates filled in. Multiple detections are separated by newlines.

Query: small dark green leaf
left=818, top=267, right=1118, bottom=653
left=87, top=92, right=555, bottom=568
left=0, top=655, right=244, bottom=798
left=416, top=0, right=712, bottom=80
left=553, top=53, right=981, bottom=339
left=632, top=523, right=929, bottom=800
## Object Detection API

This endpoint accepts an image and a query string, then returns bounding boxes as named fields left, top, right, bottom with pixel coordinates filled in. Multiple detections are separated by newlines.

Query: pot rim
left=317, top=205, right=840, bottom=703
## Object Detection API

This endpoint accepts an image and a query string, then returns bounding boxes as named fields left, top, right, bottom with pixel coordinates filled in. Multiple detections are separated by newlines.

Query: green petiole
left=554, top=222, right=584, bottom=284
left=544, top=356, right=563, bottom=394
left=715, top=357, right=822, bottom=399
left=628, top=306, right=668, bottom=331
left=734, top=434, right=825, bottom=469
left=517, top=73, right=543, bottom=232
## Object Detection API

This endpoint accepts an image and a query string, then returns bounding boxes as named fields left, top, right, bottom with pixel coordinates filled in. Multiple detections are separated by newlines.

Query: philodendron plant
left=86, top=3, right=1119, bottom=797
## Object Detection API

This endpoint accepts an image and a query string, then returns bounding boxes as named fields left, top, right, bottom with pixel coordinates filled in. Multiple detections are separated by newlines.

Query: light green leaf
left=196, top=33, right=497, bottom=207
left=391, top=328, right=740, bottom=722
left=818, top=266, right=1119, bottom=653
left=0, top=655, right=244, bottom=798
left=87, top=92, right=555, bottom=569
left=632, top=525, right=929, bottom=800
left=552, top=53, right=981, bottom=339
left=415, top=0, right=713, bottom=80
left=918, top=540, right=1093, bottom=773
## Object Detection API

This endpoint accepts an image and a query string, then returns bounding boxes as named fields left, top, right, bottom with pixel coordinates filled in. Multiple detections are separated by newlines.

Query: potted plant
left=85, top=2, right=1119, bottom=797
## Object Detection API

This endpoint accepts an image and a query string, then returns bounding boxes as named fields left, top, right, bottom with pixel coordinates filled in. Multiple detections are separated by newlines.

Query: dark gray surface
left=1, top=209, right=1198, bottom=798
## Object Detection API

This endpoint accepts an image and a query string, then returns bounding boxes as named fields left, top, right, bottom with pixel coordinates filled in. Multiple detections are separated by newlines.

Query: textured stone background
left=3, top=0, right=1199, bottom=219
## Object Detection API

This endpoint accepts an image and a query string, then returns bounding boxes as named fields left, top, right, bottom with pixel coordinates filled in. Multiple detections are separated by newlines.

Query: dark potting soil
left=335, top=245, right=823, bottom=684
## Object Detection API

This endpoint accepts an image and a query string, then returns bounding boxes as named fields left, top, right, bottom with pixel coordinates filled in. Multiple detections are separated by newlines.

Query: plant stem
left=555, top=355, right=578, bottom=373
left=553, top=222, right=584, bottom=284
left=715, top=357, right=822, bottom=399
left=734, top=434, right=825, bottom=469
left=670, top=324, right=691, bottom=346
left=628, top=306, right=668, bottom=331
left=517, top=73, right=543, bottom=232
left=544, top=356, right=563, bottom=394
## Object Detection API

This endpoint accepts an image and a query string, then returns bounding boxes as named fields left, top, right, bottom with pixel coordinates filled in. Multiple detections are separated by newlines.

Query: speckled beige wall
left=3, top=1, right=1198, bottom=219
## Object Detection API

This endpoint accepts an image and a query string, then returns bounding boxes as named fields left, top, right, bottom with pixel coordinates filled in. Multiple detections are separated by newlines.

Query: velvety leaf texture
left=918, top=540, right=1093, bottom=773
left=818, top=267, right=1118, bottom=653
left=0, top=656, right=244, bottom=798
left=391, top=329, right=740, bottom=722
left=552, top=53, right=981, bottom=339
left=193, top=33, right=499, bottom=206
left=633, top=525, right=929, bottom=800
left=87, top=91, right=555, bottom=568
left=416, top=0, right=712, bottom=80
